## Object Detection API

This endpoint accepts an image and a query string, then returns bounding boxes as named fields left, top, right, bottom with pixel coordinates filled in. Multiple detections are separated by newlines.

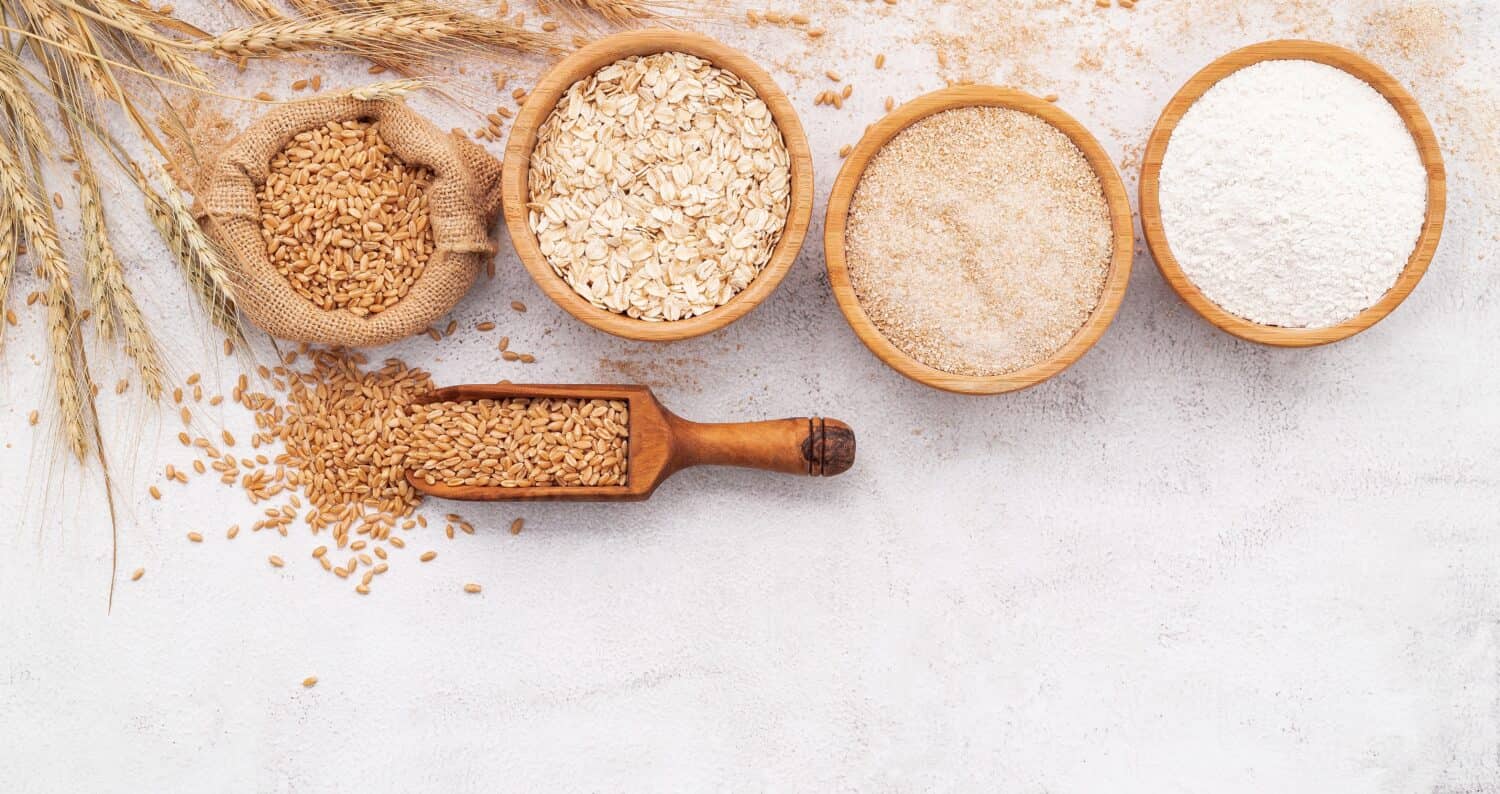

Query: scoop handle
left=669, top=417, right=856, bottom=477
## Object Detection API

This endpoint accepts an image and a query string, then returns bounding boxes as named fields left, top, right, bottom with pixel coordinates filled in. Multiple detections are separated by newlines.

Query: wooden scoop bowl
left=405, top=384, right=855, bottom=502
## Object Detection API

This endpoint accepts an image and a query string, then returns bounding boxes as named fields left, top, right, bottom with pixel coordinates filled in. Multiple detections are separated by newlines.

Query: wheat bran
left=845, top=106, right=1111, bottom=376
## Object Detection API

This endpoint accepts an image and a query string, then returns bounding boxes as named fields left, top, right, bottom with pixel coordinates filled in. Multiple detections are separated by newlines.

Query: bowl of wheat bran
left=502, top=30, right=814, bottom=342
left=824, top=86, right=1134, bottom=395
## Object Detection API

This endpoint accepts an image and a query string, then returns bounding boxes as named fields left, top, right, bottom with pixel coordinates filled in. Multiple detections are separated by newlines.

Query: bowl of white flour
left=1140, top=40, right=1446, bottom=347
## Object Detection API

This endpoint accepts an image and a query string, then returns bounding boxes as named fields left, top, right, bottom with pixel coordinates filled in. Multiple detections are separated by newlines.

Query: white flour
left=1159, top=59, right=1428, bottom=329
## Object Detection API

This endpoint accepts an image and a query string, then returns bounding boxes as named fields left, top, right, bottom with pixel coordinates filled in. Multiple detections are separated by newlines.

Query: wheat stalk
left=14, top=0, right=112, bottom=97
left=88, top=377, right=121, bottom=613
left=93, top=0, right=209, bottom=39
left=229, top=0, right=287, bottom=22
left=345, top=76, right=426, bottom=101
left=284, top=0, right=337, bottom=17
left=42, top=47, right=117, bottom=338
left=554, top=0, right=716, bottom=31
left=0, top=201, right=15, bottom=348
left=288, top=0, right=413, bottom=73
left=25, top=24, right=171, bottom=399
left=3, top=47, right=122, bottom=605
left=137, top=169, right=246, bottom=345
left=44, top=271, right=92, bottom=461
left=0, top=53, right=32, bottom=349
left=79, top=159, right=119, bottom=338
left=0, top=43, right=91, bottom=457
left=73, top=128, right=167, bottom=399
left=5, top=108, right=116, bottom=593
left=561, top=0, right=655, bottom=25
left=26, top=32, right=246, bottom=372
left=193, top=9, right=566, bottom=60
left=0, top=131, right=91, bottom=459
left=75, top=0, right=211, bottom=87
left=0, top=49, right=52, bottom=152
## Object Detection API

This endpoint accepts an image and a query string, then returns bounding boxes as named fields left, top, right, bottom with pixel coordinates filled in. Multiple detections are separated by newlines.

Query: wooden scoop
left=405, top=384, right=855, bottom=502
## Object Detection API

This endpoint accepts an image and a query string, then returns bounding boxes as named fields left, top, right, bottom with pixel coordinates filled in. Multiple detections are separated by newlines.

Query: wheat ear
left=0, top=134, right=91, bottom=459
left=0, top=54, right=34, bottom=346
left=78, top=150, right=167, bottom=398
left=14, top=0, right=112, bottom=97
left=0, top=45, right=90, bottom=456
left=0, top=200, right=15, bottom=347
left=137, top=170, right=246, bottom=345
left=194, top=11, right=566, bottom=59
left=561, top=0, right=655, bottom=25
left=229, top=0, right=287, bottom=22
left=0, top=50, right=51, bottom=152
left=73, top=0, right=212, bottom=88
left=557, top=0, right=716, bottom=29
left=30, top=30, right=170, bottom=398
left=345, top=77, right=428, bottom=101
left=287, top=0, right=413, bottom=73
left=78, top=156, right=118, bottom=339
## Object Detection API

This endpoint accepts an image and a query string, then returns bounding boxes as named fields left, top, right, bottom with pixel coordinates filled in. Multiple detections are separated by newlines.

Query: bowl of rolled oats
left=503, top=30, right=814, bottom=341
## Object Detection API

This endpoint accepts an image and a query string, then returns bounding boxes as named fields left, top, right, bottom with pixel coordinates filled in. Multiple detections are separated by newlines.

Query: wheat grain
left=408, top=398, right=629, bottom=488
left=257, top=119, right=435, bottom=316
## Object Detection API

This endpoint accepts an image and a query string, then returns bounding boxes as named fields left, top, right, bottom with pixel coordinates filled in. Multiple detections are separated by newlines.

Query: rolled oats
left=527, top=51, right=792, bottom=321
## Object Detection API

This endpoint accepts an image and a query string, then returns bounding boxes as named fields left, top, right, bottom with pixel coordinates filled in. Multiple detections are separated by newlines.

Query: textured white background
left=2, top=2, right=1498, bottom=792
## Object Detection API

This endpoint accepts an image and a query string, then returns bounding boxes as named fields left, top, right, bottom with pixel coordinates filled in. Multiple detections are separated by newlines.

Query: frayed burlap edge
left=195, top=96, right=503, bottom=347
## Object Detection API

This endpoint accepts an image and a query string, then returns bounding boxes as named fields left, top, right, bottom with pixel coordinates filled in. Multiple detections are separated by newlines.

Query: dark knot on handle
left=804, top=418, right=856, bottom=477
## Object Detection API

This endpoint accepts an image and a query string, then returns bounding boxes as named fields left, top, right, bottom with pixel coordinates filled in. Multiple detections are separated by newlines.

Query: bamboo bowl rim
left=1139, top=39, right=1448, bottom=348
left=500, top=29, right=815, bottom=343
left=823, top=86, right=1135, bottom=395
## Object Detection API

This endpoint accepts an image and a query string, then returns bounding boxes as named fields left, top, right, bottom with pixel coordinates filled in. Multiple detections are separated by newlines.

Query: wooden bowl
left=823, top=86, right=1135, bottom=395
left=1139, top=40, right=1447, bottom=347
left=501, top=30, right=815, bottom=342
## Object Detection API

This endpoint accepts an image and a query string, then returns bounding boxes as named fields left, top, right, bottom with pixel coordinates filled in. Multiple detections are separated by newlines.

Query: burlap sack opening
left=196, top=96, right=503, bottom=347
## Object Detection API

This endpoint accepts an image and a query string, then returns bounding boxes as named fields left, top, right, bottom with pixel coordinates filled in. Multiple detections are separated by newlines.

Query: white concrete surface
left=2, top=2, right=1498, bottom=791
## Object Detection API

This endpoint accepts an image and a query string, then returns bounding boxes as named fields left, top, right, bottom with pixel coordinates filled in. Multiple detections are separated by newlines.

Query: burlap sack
left=195, top=96, right=503, bottom=347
